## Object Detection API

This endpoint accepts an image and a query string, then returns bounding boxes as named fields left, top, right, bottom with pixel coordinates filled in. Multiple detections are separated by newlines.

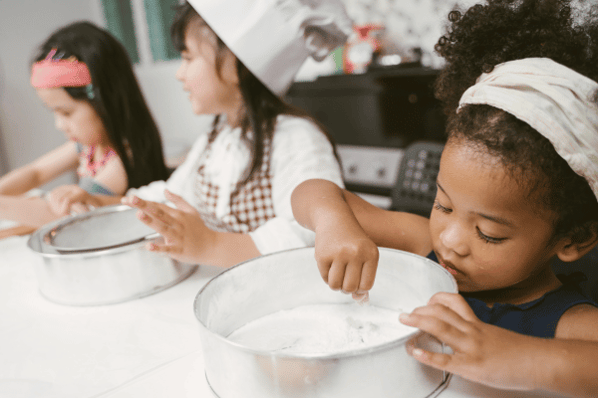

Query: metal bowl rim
left=27, top=204, right=161, bottom=258
left=27, top=231, right=158, bottom=258
left=193, top=246, right=458, bottom=359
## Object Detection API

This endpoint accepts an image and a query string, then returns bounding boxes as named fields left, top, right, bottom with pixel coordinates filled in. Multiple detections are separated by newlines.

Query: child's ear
left=222, top=50, right=239, bottom=85
left=555, top=227, right=598, bottom=263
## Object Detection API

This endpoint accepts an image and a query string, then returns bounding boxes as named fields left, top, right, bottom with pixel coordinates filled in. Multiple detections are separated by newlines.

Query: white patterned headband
left=458, top=57, right=598, bottom=202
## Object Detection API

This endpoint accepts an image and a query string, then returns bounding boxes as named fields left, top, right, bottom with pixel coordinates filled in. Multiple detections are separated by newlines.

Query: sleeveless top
left=192, top=132, right=276, bottom=233
left=75, top=144, right=117, bottom=195
left=426, top=251, right=598, bottom=338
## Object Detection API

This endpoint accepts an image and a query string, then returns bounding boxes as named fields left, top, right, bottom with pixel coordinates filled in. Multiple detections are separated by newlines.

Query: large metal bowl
left=194, top=247, right=458, bottom=398
left=27, top=205, right=198, bottom=306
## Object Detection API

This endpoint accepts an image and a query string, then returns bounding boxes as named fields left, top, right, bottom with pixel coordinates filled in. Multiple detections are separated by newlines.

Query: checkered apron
left=193, top=133, right=276, bottom=233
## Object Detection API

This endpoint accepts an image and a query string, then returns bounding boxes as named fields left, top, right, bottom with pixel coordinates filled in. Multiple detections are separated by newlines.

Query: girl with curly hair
left=291, top=0, right=598, bottom=395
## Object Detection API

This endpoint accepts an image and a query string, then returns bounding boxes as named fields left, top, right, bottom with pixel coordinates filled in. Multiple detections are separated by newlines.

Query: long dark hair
left=170, top=2, right=339, bottom=185
left=33, top=21, right=170, bottom=189
left=434, top=0, right=598, bottom=244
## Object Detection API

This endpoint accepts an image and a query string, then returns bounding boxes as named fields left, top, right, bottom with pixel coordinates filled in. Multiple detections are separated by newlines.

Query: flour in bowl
left=227, top=303, right=416, bottom=355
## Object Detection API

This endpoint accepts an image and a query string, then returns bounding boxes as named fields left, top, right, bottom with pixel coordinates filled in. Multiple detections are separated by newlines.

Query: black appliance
left=286, top=66, right=447, bottom=209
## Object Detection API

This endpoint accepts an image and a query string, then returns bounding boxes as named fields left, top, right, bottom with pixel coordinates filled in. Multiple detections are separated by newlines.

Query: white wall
left=133, top=61, right=212, bottom=159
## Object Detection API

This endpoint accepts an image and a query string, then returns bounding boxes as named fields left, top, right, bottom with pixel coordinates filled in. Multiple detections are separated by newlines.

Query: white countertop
left=0, top=229, right=563, bottom=398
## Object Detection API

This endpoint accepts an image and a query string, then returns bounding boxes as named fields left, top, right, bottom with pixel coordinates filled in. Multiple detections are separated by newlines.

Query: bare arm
left=122, top=191, right=260, bottom=268
left=291, top=179, right=432, bottom=295
left=0, top=195, right=59, bottom=227
left=89, top=154, right=128, bottom=196
left=0, top=142, right=78, bottom=195
left=291, top=179, right=432, bottom=253
left=401, top=293, right=598, bottom=397
left=44, top=145, right=128, bottom=216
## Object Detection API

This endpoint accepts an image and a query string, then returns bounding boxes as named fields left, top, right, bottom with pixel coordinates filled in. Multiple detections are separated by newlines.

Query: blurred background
left=0, top=0, right=480, bottom=188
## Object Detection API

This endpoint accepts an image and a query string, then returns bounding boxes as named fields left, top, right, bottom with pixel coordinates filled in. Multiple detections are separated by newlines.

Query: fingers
left=326, top=258, right=346, bottom=291
left=70, top=202, right=90, bottom=214
left=405, top=338, right=454, bottom=372
left=427, top=292, right=477, bottom=322
left=399, top=301, right=479, bottom=354
left=316, top=257, right=332, bottom=284
left=124, top=196, right=175, bottom=222
left=146, top=240, right=182, bottom=256
left=47, top=186, right=94, bottom=216
left=352, top=291, right=369, bottom=304
left=316, top=242, right=379, bottom=296
left=357, top=255, right=378, bottom=292
left=136, top=208, right=178, bottom=239
left=123, top=196, right=180, bottom=236
left=164, top=190, right=196, bottom=213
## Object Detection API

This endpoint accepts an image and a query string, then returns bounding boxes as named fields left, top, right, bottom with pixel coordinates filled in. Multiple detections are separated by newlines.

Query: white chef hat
left=187, top=0, right=353, bottom=96
left=458, top=57, right=598, bottom=203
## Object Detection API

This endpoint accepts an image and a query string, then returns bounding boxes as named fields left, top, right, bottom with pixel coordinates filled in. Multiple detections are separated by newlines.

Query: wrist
left=527, top=337, right=568, bottom=391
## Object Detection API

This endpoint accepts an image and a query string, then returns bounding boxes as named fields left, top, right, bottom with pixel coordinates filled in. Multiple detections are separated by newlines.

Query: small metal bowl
left=194, top=247, right=458, bottom=398
left=27, top=205, right=198, bottom=306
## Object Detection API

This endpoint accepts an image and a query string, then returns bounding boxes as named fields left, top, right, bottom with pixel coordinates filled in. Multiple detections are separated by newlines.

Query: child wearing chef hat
left=57, top=0, right=352, bottom=267
left=291, top=0, right=598, bottom=395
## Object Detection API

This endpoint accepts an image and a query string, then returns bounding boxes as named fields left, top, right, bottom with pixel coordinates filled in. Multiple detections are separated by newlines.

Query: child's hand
left=121, top=190, right=215, bottom=265
left=399, top=292, right=539, bottom=391
left=314, top=219, right=379, bottom=300
left=47, top=185, right=101, bottom=216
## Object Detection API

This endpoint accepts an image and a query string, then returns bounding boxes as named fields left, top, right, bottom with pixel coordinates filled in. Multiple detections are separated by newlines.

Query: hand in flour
left=399, top=292, right=540, bottom=391
left=122, top=190, right=217, bottom=265
left=314, top=214, right=379, bottom=300
left=291, top=179, right=381, bottom=299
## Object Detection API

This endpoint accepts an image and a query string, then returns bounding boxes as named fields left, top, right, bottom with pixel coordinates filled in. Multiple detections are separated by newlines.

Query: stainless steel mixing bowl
left=194, top=247, right=458, bottom=398
left=27, top=205, right=198, bottom=306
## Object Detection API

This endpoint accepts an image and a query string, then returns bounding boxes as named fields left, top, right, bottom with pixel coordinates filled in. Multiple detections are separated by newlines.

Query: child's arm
left=291, top=179, right=432, bottom=295
left=0, top=142, right=78, bottom=195
left=400, top=292, right=598, bottom=397
left=46, top=154, right=128, bottom=215
left=121, top=190, right=261, bottom=267
left=46, top=185, right=123, bottom=216
left=0, top=195, right=60, bottom=227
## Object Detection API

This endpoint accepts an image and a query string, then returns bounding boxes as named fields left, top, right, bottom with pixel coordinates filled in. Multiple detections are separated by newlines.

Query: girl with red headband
left=0, top=21, right=169, bottom=230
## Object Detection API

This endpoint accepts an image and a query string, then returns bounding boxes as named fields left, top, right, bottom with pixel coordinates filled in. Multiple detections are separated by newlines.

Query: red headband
left=30, top=49, right=92, bottom=89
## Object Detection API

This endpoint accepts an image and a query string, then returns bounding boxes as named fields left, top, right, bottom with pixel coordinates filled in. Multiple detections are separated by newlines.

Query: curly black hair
left=434, top=0, right=598, bottom=245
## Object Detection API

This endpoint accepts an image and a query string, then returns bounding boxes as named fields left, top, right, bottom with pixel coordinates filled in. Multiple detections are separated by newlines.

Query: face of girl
left=428, top=140, right=564, bottom=299
left=36, top=87, right=108, bottom=147
left=175, top=22, right=242, bottom=122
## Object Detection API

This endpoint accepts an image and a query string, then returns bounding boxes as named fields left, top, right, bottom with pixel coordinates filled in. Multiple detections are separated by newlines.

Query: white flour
left=227, top=303, right=416, bottom=355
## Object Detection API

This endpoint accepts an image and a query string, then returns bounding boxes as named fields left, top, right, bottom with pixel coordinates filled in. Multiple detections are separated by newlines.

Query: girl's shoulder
left=271, top=115, right=330, bottom=147
left=556, top=303, right=598, bottom=340
left=273, top=114, right=323, bottom=136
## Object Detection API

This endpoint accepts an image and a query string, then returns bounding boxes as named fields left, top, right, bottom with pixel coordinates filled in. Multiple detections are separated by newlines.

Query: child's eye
left=433, top=200, right=452, bottom=214
left=476, top=227, right=507, bottom=244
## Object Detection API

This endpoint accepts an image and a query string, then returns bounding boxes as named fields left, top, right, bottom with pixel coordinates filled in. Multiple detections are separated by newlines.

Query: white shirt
left=128, top=115, right=344, bottom=254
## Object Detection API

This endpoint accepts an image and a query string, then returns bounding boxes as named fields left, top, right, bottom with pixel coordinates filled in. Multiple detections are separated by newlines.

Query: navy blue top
left=427, top=251, right=598, bottom=338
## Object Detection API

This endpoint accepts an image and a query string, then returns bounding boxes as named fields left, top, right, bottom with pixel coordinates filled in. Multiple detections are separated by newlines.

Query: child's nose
left=54, top=115, right=67, bottom=132
left=175, top=63, right=185, bottom=82
left=439, top=221, right=469, bottom=256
